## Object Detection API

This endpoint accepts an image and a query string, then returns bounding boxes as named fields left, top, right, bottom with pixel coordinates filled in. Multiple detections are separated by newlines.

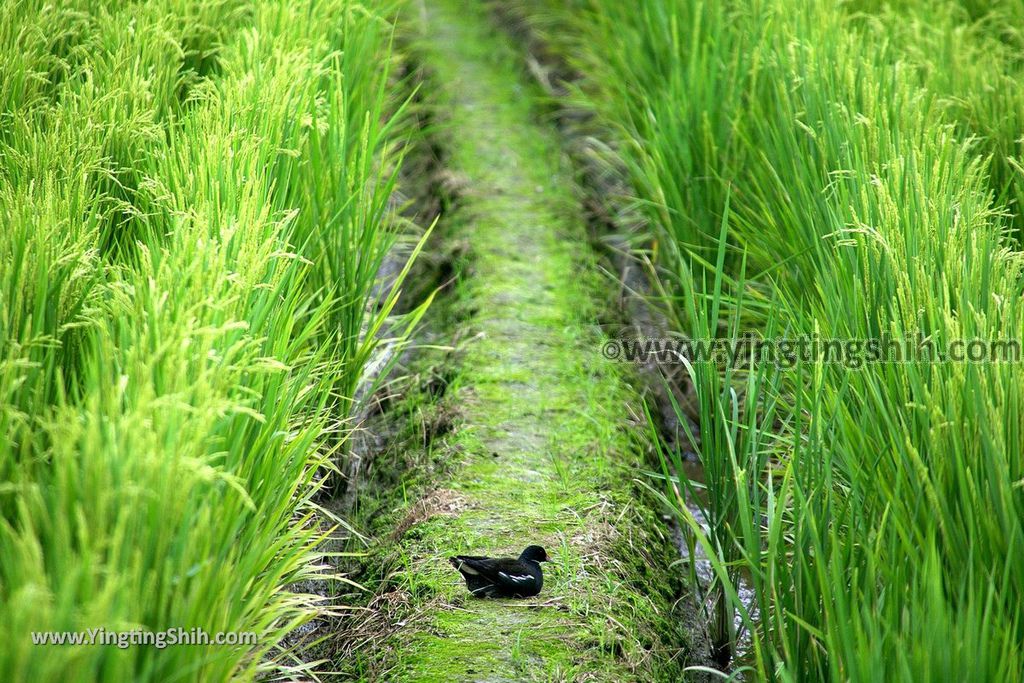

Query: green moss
left=342, top=0, right=694, bottom=680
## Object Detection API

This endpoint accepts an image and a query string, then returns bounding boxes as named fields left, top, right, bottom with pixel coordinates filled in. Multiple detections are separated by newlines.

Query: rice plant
left=0, top=0, right=419, bottom=680
left=513, top=0, right=1024, bottom=678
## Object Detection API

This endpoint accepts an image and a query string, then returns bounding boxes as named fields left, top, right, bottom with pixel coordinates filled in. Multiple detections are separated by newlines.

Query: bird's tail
left=449, top=556, right=480, bottom=575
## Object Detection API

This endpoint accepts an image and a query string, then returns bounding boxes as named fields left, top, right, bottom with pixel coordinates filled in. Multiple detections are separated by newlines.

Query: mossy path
left=356, top=1, right=690, bottom=680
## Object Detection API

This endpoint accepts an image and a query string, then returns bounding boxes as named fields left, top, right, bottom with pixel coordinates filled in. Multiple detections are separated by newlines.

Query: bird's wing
left=495, top=570, right=536, bottom=591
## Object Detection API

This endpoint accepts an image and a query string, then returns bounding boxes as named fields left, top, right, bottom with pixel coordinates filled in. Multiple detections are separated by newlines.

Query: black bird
left=449, top=545, right=550, bottom=598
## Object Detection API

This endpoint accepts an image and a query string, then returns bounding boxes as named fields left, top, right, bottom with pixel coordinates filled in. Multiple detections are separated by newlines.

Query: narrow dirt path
left=360, top=2, right=692, bottom=680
